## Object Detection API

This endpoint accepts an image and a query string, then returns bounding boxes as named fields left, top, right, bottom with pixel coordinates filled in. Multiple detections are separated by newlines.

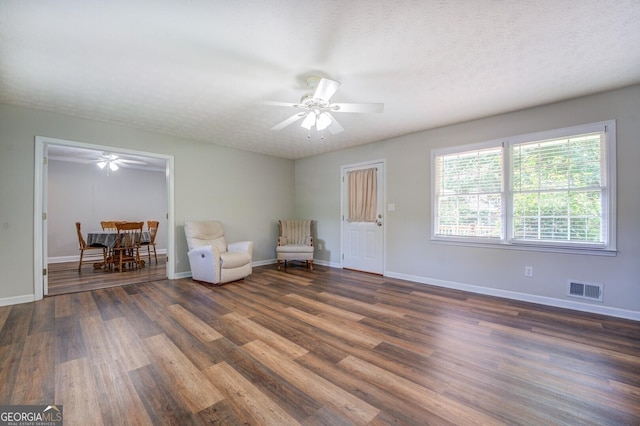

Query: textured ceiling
left=2, top=1, right=639, bottom=159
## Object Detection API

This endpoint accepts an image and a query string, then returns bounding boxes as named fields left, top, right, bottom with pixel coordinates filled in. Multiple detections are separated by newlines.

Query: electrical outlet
left=524, top=266, right=533, bottom=277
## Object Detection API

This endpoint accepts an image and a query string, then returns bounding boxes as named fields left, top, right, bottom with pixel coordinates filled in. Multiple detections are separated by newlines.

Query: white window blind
left=434, top=146, right=503, bottom=238
left=431, top=120, right=615, bottom=254
left=510, top=131, right=607, bottom=245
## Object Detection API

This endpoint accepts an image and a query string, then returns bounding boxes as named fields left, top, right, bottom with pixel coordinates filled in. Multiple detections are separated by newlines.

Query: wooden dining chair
left=100, top=221, right=119, bottom=231
left=75, top=222, right=107, bottom=272
left=141, top=220, right=159, bottom=265
left=111, top=221, right=144, bottom=272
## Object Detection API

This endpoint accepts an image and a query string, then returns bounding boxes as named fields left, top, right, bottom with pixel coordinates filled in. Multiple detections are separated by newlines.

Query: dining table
left=87, top=230, right=151, bottom=249
left=87, top=231, right=151, bottom=270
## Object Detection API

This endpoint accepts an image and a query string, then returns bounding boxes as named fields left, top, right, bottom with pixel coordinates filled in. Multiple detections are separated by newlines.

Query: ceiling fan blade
left=330, top=102, right=384, bottom=113
left=271, top=113, right=305, bottom=131
left=313, top=78, right=341, bottom=101
left=326, top=113, right=344, bottom=135
left=259, top=101, right=300, bottom=108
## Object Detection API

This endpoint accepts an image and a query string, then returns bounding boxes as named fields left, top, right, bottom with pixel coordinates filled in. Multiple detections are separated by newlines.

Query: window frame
left=431, top=120, right=616, bottom=255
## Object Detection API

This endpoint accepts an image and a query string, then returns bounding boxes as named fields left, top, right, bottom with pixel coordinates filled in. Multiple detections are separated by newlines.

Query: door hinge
left=43, top=157, right=48, bottom=165
left=42, top=212, right=47, bottom=220
left=43, top=268, right=47, bottom=276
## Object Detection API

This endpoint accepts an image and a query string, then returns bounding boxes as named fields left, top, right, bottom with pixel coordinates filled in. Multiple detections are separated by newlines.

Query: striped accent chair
left=276, top=220, right=315, bottom=270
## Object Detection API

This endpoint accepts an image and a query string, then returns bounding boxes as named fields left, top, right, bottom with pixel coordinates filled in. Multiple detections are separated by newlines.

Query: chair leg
left=277, top=259, right=282, bottom=270
left=309, top=260, right=313, bottom=270
left=153, top=245, right=157, bottom=265
left=78, top=250, right=83, bottom=272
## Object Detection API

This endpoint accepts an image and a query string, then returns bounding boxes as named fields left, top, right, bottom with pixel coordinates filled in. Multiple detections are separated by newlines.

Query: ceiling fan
left=263, top=77, right=384, bottom=137
left=93, top=152, right=147, bottom=172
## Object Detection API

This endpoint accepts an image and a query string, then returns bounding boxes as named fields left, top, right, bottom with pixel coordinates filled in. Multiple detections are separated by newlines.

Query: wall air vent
left=567, top=281, right=603, bottom=302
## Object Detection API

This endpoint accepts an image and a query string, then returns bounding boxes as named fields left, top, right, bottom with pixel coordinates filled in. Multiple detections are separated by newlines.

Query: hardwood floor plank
left=47, top=255, right=167, bottom=296
left=0, top=303, right=32, bottom=345
left=92, top=362, right=154, bottom=425
left=55, top=357, right=104, bottom=426
left=2, top=264, right=639, bottom=424
left=203, top=361, right=299, bottom=425
left=167, top=303, right=223, bottom=343
left=318, top=291, right=405, bottom=318
left=80, top=315, right=121, bottom=368
left=76, top=291, right=103, bottom=318
left=297, top=351, right=454, bottom=425
left=144, top=333, right=224, bottom=413
left=129, top=364, right=199, bottom=425
left=0, top=305, right=11, bottom=333
left=103, top=316, right=151, bottom=371
left=11, top=332, right=55, bottom=404
left=222, top=312, right=309, bottom=359
left=243, top=339, right=380, bottom=424
left=208, top=335, right=324, bottom=420
left=339, top=354, right=503, bottom=425
left=54, top=315, right=86, bottom=364
left=286, top=306, right=382, bottom=349
left=153, top=310, right=228, bottom=371
left=114, top=296, right=163, bottom=339
left=0, top=342, right=23, bottom=403
left=28, top=296, right=55, bottom=334
left=285, top=293, right=366, bottom=321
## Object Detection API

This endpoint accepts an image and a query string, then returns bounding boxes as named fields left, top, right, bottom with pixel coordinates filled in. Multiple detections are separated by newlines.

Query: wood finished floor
left=47, top=254, right=167, bottom=295
left=1, top=264, right=639, bottom=425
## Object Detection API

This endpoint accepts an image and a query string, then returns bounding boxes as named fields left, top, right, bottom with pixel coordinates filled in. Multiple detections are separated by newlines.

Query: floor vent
left=567, top=281, right=603, bottom=302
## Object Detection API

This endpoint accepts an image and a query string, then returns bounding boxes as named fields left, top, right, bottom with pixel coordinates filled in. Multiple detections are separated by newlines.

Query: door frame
left=33, top=136, right=175, bottom=300
left=340, top=159, right=386, bottom=274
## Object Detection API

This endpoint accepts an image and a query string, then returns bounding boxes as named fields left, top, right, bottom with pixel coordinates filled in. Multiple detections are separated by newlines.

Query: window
left=432, top=121, right=616, bottom=253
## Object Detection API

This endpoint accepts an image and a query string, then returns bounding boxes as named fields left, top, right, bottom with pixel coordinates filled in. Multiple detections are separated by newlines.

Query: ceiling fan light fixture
left=316, top=113, right=332, bottom=131
left=301, top=112, right=316, bottom=130
left=109, top=162, right=119, bottom=171
left=264, top=76, right=383, bottom=137
left=97, top=161, right=107, bottom=169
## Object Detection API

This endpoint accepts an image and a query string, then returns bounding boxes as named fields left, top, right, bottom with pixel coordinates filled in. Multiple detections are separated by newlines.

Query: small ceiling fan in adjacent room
left=262, top=77, right=384, bottom=138
left=93, top=153, right=147, bottom=174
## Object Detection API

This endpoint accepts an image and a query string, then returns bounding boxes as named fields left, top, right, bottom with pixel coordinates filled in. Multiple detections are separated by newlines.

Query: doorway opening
left=34, top=136, right=175, bottom=299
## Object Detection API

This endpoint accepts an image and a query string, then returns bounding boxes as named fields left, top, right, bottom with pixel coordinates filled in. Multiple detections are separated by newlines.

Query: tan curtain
left=348, top=168, right=377, bottom=222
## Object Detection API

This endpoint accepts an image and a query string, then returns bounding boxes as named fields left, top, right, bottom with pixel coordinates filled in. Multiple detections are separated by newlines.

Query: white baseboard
left=43, top=255, right=637, bottom=321
left=385, top=271, right=640, bottom=322
left=314, top=259, right=342, bottom=268
left=0, top=294, right=35, bottom=307
left=174, top=271, right=192, bottom=279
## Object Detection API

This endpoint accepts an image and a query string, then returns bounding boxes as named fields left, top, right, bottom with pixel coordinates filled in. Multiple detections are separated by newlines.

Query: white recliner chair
left=184, top=220, right=253, bottom=284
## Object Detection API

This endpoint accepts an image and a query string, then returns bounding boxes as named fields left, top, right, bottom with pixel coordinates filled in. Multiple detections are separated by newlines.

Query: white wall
left=295, top=85, right=640, bottom=318
left=2, top=85, right=639, bottom=319
left=47, top=159, right=167, bottom=258
left=0, top=103, right=295, bottom=303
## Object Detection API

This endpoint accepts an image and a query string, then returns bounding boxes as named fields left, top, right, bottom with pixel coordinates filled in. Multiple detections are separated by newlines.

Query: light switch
left=387, top=203, right=396, bottom=211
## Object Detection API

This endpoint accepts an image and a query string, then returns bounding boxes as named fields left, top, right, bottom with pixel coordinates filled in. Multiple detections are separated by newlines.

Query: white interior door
left=341, top=161, right=385, bottom=274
